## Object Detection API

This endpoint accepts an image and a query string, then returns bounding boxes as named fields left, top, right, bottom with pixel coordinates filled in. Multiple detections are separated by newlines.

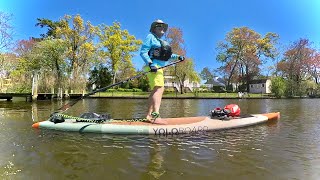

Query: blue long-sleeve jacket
left=140, top=33, right=179, bottom=68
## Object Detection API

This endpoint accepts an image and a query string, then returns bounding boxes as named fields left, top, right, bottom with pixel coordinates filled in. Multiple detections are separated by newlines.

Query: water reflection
left=1, top=98, right=320, bottom=179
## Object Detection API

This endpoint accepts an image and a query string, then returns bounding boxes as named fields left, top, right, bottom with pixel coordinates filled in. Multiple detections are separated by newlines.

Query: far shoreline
left=1, top=92, right=316, bottom=102
left=88, top=95, right=313, bottom=100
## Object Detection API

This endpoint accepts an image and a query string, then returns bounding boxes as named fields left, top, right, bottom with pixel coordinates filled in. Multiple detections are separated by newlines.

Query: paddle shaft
left=57, top=60, right=183, bottom=112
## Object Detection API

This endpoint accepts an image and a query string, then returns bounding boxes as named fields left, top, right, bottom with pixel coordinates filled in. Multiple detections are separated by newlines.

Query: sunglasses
left=155, top=24, right=165, bottom=28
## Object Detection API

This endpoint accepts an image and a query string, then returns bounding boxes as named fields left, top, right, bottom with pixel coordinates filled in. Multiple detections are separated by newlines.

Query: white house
left=249, top=79, right=271, bottom=94
left=203, top=77, right=226, bottom=89
left=163, top=71, right=200, bottom=92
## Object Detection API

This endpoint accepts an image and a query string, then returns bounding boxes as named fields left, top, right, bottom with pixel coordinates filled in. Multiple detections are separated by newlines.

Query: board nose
left=32, top=122, right=40, bottom=128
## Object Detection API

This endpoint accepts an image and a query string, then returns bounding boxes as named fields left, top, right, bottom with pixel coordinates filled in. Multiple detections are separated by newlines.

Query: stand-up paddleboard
left=32, top=112, right=280, bottom=135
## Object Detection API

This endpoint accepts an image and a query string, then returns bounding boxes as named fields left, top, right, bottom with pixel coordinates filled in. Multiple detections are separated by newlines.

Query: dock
left=0, top=93, right=83, bottom=101
left=0, top=93, right=32, bottom=101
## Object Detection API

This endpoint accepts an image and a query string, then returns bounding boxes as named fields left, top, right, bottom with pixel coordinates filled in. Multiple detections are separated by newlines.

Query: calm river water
left=0, top=98, right=320, bottom=179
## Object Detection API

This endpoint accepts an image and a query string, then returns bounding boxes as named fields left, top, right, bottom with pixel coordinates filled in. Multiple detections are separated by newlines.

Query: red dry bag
left=224, top=104, right=241, bottom=117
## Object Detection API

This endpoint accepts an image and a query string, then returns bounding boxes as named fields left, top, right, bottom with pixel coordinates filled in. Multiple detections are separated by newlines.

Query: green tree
left=277, top=39, right=314, bottom=96
left=55, top=14, right=98, bottom=92
left=13, top=38, right=66, bottom=93
left=87, top=64, right=112, bottom=90
left=270, top=76, right=286, bottom=98
left=9, top=39, right=40, bottom=92
left=0, top=53, right=17, bottom=77
left=166, top=27, right=200, bottom=93
left=174, top=59, right=200, bottom=93
left=137, top=74, right=149, bottom=91
left=34, top=38, right=67, bottom=92
left=200, top=67, right=214, bottom=82
left=35, top=18, right=66, bottom=39
left=0, top=53, right=18, bottom=92
left=97, top=22, right=142, bottom=84
left=216, top=27, right=278, bottom=91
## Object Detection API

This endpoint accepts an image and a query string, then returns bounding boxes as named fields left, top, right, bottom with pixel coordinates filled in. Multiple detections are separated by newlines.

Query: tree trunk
left=32, top=72, right=38, bottom=101
left=227, top=58, right=239, bottom=91
left=55, top=59, right=62, bottom=98
left=245, top=65, right=250, bottom=92
left=112, top=72, right=117, bottom=85
left=180, top=84, right=184, bottom=94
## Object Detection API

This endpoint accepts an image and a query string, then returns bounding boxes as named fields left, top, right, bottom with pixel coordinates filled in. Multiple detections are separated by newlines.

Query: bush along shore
left=89, top=90, right=276, bottom=99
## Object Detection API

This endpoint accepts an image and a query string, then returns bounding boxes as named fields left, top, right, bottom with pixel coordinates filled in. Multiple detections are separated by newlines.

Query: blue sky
left=1, top=0, right=320, bottom=73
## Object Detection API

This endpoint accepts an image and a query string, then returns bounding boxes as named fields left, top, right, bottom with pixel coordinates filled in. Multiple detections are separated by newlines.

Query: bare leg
left=146, top=86, right=164, bottom=119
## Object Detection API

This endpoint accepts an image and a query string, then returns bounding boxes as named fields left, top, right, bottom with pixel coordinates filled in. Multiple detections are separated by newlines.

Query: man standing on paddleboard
left=140, top=19, right=185, bottom=124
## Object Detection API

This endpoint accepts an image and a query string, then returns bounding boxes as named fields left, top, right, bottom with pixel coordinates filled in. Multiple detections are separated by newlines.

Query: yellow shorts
left=144, top=66, right=164, bottom=89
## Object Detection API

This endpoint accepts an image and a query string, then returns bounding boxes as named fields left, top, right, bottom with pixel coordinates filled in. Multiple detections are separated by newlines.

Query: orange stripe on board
left=32, top=122, right=40, bottom=129
left=262, top=112, right=280, bottom=121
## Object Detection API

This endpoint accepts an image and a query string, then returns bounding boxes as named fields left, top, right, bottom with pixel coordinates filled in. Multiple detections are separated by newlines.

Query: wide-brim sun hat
left=149, top=19, right=168, bottom=33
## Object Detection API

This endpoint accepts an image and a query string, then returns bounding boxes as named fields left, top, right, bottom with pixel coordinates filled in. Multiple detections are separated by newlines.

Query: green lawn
left=90, top=91, right=273, bottom=98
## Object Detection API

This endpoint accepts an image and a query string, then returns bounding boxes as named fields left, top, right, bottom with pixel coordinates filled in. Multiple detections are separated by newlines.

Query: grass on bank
left=90, top=91, right=273, bottom=98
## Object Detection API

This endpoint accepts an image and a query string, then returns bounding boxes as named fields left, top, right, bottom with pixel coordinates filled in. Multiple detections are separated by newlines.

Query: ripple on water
left=2, top=99, right=320, bottom=179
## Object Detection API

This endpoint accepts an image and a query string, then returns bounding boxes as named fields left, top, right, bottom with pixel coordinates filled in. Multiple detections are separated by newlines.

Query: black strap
left=148, top=34, right=172, bottom=61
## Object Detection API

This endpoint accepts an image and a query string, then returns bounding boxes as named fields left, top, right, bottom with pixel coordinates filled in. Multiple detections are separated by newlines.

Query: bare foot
left=146, top=115, right=153, bottom=120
